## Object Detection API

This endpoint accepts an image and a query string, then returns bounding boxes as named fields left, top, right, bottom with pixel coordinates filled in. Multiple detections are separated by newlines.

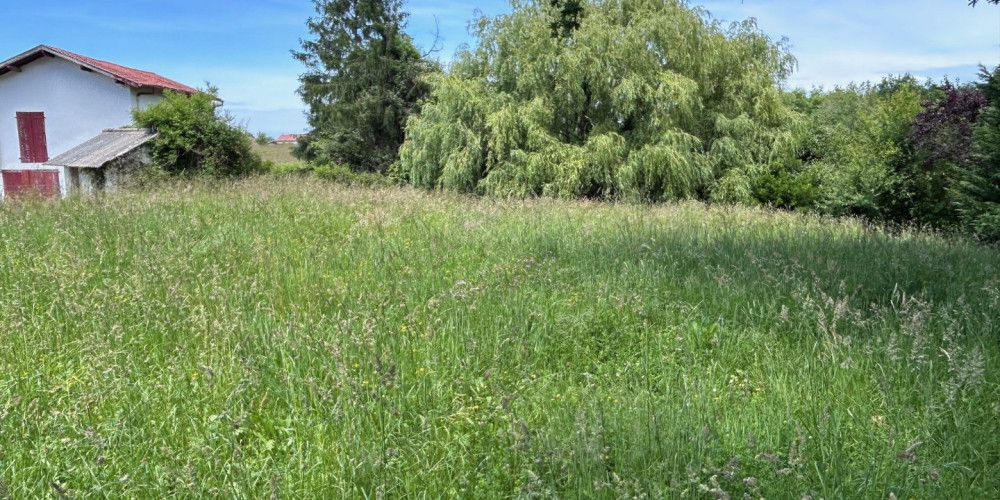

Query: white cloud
left=697, top=0, right=1000, bottom=88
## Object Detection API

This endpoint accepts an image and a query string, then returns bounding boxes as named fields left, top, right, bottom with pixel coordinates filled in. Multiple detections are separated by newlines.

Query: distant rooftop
left=273, top=134, right=304, bottom=143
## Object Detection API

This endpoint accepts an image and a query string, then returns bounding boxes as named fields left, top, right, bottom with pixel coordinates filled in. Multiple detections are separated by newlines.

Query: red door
left=2, top=170, right=60, bottom=198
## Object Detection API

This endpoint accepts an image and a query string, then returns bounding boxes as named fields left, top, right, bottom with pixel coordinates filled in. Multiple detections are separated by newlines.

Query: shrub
left=753, top=166, right=821, bottom=210
left=799, top=78, right=924, bottom=219
left=255, top=132, right=273, bottom=145
left=312, top=164, right=398, bottom=187
left=132, top=86, right=265, bottom=177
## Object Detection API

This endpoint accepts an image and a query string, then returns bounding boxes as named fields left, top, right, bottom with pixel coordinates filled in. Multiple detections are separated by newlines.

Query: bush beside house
left=132, top=87, right=264, bottom=177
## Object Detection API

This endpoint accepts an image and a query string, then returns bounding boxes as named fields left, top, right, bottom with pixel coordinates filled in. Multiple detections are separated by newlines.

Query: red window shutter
left=2, top=170, right=59, bottom=198
left=2, top=171, right=29, bottom=196
left=28, top=170, right=60, bottom=197
left=16, top=112, right=49, bottom=163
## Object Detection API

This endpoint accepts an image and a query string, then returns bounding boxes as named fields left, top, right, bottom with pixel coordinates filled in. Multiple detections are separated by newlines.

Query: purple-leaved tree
left=909, top=81, right=988, bottom=169
left=893, top=81, right=989, bottom=226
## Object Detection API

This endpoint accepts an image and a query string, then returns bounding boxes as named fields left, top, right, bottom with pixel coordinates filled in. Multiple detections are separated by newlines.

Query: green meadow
left=0, top=177, right=997, bottom=498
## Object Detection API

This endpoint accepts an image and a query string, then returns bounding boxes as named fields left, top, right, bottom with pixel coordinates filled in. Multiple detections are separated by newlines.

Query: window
left=16, top=111, right=48, bottom=163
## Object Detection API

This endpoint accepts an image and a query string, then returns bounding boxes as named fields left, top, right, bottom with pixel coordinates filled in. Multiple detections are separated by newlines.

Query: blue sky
left=1, top=1, right=998, bottom=137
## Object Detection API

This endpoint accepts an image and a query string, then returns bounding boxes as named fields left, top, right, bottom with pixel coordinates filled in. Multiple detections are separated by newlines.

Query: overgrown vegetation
left=133, top=87, right=265, bottom=177
left=763, top=70, right=1000, bottom=242
left=964, top=66, right=1000, bottom=241
left=398, top=0, right=797, bottom=202
left=293, top=0, right=436, bottom=173
left=776, top=77, right=926, bottom=221
left=0, top=178, right=997, bottom=497
left=4, top=2, right=998, bottom=498
left=254, top=131, right=274, bottom=145
left=287, top=0, right=1000, bottom=242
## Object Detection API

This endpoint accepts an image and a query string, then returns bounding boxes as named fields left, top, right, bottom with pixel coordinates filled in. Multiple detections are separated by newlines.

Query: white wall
left=134, top=89, right=164, bottom=111
left=0, top=56, right=141, bottom=196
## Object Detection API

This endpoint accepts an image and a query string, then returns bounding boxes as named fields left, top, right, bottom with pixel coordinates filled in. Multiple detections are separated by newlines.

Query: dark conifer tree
left=964, top=66, right=1000, bottom=241
left=293, top=0, right=433, bottom=173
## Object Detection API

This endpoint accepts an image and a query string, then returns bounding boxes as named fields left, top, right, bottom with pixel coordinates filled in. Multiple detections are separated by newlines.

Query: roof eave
left=0, top=45, right=122, bottom=85
left=0, top=44, right=48, bottom=77
left=0, top=45, right=198, bottom=94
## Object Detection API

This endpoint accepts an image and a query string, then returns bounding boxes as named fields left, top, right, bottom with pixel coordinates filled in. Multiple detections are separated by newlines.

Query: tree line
left=294, top=0, right=1000, bottom=242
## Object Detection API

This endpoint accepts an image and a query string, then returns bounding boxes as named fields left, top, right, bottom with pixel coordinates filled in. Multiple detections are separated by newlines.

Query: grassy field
left=251, top=142, right=300, bottom=167
left=0, top=177, right=997, bottom=498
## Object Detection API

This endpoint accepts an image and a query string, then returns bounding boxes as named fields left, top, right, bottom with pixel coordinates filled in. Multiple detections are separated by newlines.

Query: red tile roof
left=273, top=134, right=304, bottom=143
left=0, top=45, right=197, bottom=94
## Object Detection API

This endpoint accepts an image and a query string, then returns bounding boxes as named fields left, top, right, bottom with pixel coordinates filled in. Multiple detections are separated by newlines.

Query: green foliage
left=752, top=165, right=821, bottom=210
left=790, top=73, right=999, bottom=240
left=548, top=0, right=584, bottom=39
left=965, top=66, right=1000, bottom=241
left=896, top=80, right=987, bottom=229
left=267, top=161, right=313, bottom=175
left=1, top=178, right=998, bottom=496
left=266, top=158, right=398, bottom=188
left=312, top=163, right=398, bottom=187
left=795, top=77, right=924, bottom=219
left=254, top=131, right=273, bottom=145
left=399, top=0, right=798, bottom=202
left=132, top=87, right=264, bottom=177
left=293, top=0, right=435, bottom=173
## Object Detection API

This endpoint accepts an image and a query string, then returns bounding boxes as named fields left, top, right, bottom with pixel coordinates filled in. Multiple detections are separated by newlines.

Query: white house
left=0, top=45, right=196, bottom=198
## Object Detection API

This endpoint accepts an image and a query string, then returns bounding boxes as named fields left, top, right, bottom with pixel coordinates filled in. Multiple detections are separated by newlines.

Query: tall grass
left=0, top=177, right=997, bottom=498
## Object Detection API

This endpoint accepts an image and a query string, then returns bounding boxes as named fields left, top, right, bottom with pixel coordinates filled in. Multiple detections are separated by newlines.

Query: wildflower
left=897, top=441, right=923, bottom=462
left=928, top=467, right=939, bottom=482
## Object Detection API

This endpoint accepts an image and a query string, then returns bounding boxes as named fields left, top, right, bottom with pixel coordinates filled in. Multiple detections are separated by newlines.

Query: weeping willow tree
left=398, top=0, right=800, bottom=201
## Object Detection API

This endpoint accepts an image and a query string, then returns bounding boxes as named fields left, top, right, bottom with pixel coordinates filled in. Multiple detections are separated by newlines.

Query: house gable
left=0, top=45, right=197, bottom=94
left=0, top=45, right=197, bottom=197
left=0, top=55, right=135, bottom=174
